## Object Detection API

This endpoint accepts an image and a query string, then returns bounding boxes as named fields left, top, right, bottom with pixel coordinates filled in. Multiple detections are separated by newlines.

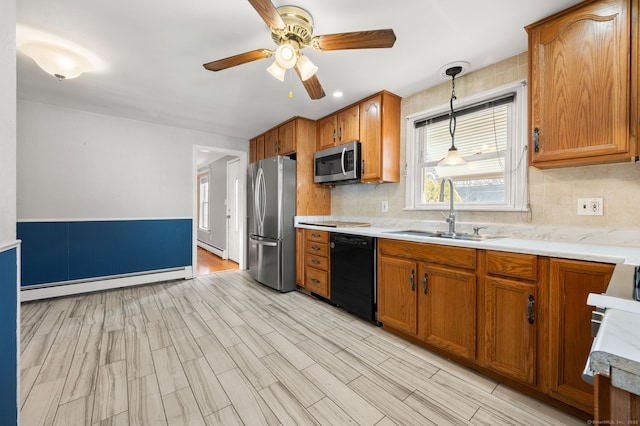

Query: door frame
left=192, top=145, right=247, bottom=274
left=225, top=157, right=241, bottom=263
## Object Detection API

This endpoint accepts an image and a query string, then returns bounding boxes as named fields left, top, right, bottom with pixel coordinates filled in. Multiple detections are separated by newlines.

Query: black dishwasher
left=330, top=233, right=377, bottom=323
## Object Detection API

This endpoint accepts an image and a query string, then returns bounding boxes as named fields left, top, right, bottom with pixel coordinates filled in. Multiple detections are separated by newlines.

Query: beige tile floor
left=19, top=270, right=586, bottom=425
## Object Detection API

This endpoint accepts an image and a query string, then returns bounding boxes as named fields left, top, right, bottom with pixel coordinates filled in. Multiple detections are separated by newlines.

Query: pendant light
left=438, top=65, right=467, bottom=166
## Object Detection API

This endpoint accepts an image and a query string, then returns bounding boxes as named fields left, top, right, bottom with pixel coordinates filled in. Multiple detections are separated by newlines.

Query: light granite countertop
left=589, top=309, right=640, bottom=397
left=295, top=216, right=640, bottom=266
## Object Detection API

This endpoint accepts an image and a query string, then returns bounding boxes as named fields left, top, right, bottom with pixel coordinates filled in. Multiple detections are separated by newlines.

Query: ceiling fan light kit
left=203, top=0, right=396, bottom=99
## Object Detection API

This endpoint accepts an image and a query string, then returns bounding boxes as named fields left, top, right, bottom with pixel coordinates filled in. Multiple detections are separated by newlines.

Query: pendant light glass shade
left=296, top=54, right=318, bottom=81
left=267, top=60, right=286, bottom=81
left=439, top=147, right=466, bottom=166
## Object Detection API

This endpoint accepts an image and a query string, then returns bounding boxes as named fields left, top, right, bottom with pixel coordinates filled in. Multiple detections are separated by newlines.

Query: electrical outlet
left=577, top=198, right=603, bottom=216
left=381, top=200, right=389, bottom=213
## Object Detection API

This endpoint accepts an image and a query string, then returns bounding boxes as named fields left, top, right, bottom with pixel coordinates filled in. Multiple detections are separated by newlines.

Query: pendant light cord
left=449, top=75, right=457, bottom=149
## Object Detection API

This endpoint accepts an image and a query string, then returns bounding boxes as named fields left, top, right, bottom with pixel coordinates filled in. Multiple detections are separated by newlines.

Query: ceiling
left=16, top=0, right=583, bottom=142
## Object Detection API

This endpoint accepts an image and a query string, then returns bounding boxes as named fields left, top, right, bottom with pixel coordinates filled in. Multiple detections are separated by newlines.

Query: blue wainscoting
left=0, top=246, right=18, bottom=425
left=18, top=219, right=192, bottom=286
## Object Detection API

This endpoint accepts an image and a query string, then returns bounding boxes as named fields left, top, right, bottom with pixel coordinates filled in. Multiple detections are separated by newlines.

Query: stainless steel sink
left=383, top=229, right=504, bottom=242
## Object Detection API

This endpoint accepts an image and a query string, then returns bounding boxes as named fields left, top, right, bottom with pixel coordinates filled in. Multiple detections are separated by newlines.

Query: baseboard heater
left=197, top=240, right=226, bottom=259
left=20, top=266, right=193, bottom=302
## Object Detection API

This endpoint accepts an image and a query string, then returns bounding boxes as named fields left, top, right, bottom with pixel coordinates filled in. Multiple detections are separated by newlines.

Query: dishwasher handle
left=331, top=234, right=372, bottom=247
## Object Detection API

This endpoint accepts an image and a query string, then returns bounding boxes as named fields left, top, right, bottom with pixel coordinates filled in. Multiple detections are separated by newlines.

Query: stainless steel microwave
left=313, top=141, right=362, bottom=185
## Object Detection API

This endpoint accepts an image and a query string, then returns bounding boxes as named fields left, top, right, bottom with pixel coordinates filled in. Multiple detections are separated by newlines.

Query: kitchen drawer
left=306, top=229, right=329, bottom=243
left=306, top=253, right=329, bottom=271
left=378, top=239, right=476, bottom=270
left=486, top=250, right=537, bottom=281
left=305, top=266, right=330, bottom=298
left=305, top=240, right=329, bottom=257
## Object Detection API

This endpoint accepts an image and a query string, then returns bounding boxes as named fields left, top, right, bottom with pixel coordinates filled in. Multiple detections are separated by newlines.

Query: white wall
left=0, top=2, right=16, bottom=242
left=197, top=155, right=236, bottom=250
left=17, top=100, right=247, bottom=221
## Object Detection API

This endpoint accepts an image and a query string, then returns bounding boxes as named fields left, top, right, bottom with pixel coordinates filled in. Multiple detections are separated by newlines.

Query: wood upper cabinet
left=526, top=0, right=637, bottom=168
left=317, top=114, right=338, bottom=150
left=249, top=134, right=265, bottom=163
left=378, top=239, right=477, bottom=360
left=262, top=119, right=297, bottom=158
left=479, top=251, right=543, bottom=386
left=277, top=119, right=296, bottom=155
left=317, top=105, right=360, bottom=150
left=547, top=258, right=614, bottom=413
left=360, top=91, right=401, bottom=183
left=417, top=262, right=477, bottom=360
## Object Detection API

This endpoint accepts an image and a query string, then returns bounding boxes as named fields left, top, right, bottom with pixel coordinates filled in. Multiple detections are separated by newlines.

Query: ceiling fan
left=203, top=0, right=397, bottom=100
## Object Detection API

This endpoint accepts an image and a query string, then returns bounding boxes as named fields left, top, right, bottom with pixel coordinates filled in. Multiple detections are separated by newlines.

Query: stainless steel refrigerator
left=248, top=156, right=297, bottom=292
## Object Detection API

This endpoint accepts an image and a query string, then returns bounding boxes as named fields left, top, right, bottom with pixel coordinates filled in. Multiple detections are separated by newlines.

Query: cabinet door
left=278, top=120, right=296, bottom=155
left=317, top=114, right=337, bottom=150
left=250, top=135, right=265, bottom=163
left=547, top=258, right=614, bottom=413
left=528, top=0, right=631, bottom=167
left=484, top=276, right=537, bottom=385
left=264, top=128, right=279, bottom=158
left=359, top=94, right=382, bottom=181
left=418, top=263, right=477, bottom=360
left=337, top=105, right=359, bottom=144
left=378, top=255, right=418, bottom=336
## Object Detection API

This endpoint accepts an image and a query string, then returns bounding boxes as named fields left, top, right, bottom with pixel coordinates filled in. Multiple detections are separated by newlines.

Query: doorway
left=193, top=145, right=247, bottom=276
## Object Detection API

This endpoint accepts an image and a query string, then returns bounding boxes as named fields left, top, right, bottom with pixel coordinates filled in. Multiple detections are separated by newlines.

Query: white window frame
left=405, top=80, right=529, bottom=212
left=198, top=171, right=210, bottom=231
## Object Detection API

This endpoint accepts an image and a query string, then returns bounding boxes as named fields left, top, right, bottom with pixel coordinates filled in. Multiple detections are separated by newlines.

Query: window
left=198, top=172, right=209, bottom=230
left=405, top=81, right=528, bottom=211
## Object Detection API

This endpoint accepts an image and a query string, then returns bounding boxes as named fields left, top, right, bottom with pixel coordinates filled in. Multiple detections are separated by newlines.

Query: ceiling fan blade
left=247, top=0, right=285, bottom=29
left=203, top=49, right=272, bottom=72
left=312, top=29, right=396, bottom=51
left=295, top=66, right=325, bottom=100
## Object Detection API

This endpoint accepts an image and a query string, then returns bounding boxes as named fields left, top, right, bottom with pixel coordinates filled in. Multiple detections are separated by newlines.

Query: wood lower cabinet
left=594, top=374, right=640, bottom=423
left=378, top=255, right=418, bottom=335
left=418, top=262, right=477, bottom=359
left=479, top=251, right=544, bottom=386
left=378, top=239, right=477, bottom=360
left=547, top=258, right=614, bottom=413
left=302, top=230, right=330, bottom=298
left=526, top=0, right=637, bottom=168
left=295, top=228, right=305, bottom=286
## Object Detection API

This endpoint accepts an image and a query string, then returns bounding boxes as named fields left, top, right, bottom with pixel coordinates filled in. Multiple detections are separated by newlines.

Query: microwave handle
left=341, top=147, right=346, bottom=175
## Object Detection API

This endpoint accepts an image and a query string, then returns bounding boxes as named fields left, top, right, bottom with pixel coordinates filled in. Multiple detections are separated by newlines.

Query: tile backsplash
left=331, top=52, right=640, bottom=241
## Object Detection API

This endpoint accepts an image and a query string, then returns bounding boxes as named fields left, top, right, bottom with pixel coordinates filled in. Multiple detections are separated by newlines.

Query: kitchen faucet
left=439, top=178, right=457, bottom=235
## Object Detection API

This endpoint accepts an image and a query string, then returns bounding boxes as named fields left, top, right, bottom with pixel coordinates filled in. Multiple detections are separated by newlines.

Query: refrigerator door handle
left=249, top=235, right=279, bottom=247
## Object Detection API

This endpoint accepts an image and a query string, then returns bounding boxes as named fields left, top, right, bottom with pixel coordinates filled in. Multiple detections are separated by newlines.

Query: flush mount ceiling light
left=438, top=62, right=470, bottom=166
left=16, top=25, right=105, bottom=80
